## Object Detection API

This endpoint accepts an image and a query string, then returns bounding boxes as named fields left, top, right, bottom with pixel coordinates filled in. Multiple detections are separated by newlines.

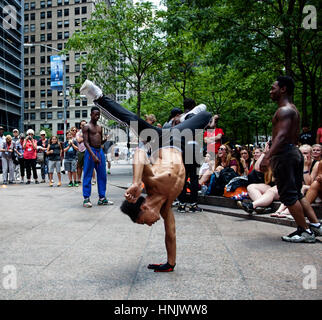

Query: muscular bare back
left=272, top=103, right=300, bottom=147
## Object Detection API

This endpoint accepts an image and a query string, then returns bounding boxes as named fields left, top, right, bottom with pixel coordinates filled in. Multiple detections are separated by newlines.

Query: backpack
left=206, top=167, right=239, bottom=196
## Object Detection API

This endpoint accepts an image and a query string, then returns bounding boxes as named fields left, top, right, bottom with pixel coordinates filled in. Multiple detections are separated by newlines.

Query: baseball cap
left=40, top=130, right=46, bottom=136
left=0, top=126, right=4, bottom=130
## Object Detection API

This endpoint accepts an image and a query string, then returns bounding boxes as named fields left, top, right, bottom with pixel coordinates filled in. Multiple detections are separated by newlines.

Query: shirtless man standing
left=82, top=106, right=114, bottom=208
left=260, top=76, right=322, bottom=243
left=80, top=79, right=211, bottom=271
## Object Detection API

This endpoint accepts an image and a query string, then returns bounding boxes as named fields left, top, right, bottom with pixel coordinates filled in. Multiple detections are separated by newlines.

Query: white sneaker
left=80, top=80, right=103, bottom=100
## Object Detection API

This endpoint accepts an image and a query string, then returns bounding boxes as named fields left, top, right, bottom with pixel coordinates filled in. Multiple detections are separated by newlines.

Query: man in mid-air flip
left=80, top=80, right=211, bottom=271
left=260, top=76, right=322, bottom=243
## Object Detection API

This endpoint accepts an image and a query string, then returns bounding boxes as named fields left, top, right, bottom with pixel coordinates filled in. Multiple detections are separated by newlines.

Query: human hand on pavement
left=124, top=183, right=142, bottom=203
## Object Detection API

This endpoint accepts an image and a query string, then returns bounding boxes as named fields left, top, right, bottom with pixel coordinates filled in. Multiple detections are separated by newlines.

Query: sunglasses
left=219, top=147, right=226, bottom=151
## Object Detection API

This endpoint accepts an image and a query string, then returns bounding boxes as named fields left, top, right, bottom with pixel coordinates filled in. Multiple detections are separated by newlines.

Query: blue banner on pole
left=50, top=55, right=63, bottom=90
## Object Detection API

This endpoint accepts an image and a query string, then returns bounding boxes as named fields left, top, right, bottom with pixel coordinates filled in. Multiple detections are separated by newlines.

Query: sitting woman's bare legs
left=252, top=186, right=279, bottom=209
left=247, top=183, right=271, bottom=202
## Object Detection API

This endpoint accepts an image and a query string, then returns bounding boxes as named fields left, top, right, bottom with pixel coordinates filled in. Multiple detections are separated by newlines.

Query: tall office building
left=0, top=1, right=24, bottom=132
left=23, top=0, right=111, bottom=137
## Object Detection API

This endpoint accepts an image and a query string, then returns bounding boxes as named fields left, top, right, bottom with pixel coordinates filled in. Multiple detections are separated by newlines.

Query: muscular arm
left=161, top=204, right=176, bottom=266
left=124, top=148, right=149, bottom=202
left=266, top=108, right=296, bottom=158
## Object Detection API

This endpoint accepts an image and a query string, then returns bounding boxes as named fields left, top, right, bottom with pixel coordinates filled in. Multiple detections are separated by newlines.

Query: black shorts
left=271, top=145, right=304, bottom=206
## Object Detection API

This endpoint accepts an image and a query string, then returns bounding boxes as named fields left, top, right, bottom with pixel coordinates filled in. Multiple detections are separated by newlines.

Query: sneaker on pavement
left=35, top=180, right=39, bottom=184
left=187, top=203, right=203, bottom=213
left=97, top=198, right=114, bottom=206
left=80, top=80, right=103, bottom=101
left=172, top=200, right=180, bottom=207
left=57, top=181, right=62, bottom=187
left=254, top=206, right=272, bottom=214
left=177, top=203, right=186, bottom=213
left=92, top=180, right=96, bottom=185
left=310, top=224, right=322, bottom=237
left=237, top=201, right=254, bottom=214
left=74, top=182, right=79, bottom=187
left=49, top=181, right=53, bottom=187
left=83, top=198, right=92, bottom=208
left=281, top=227, right=316, bottom=243
left=107, top=170, right=111, bottom=175
left=68, top=181, right=73, bottom=187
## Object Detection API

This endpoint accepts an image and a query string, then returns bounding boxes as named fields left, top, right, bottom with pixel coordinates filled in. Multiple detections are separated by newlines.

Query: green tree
left=66, top=0, right=167, bottom=117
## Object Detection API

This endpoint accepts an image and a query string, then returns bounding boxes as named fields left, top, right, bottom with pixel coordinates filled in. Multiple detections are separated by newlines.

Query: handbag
left=36, top=152, right=45, bottom=164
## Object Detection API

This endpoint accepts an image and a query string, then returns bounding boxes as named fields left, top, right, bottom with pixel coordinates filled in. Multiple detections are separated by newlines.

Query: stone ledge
left=198, top=195, right=322, bottom=219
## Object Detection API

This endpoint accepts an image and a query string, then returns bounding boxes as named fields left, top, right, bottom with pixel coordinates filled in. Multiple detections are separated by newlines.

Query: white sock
left=305, top=228, right=312, bottom=234
left=310, top=222, right=321, bottom=227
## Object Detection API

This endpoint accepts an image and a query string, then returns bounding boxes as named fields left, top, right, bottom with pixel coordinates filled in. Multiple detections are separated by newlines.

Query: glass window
left=24, top=80, right=29, bottom=87
left=30, top=91, right=35, bottom=98
left=57, top=43, right=63, bottom=50
left=30, top=2, right=36, bottom=9
left=47, top=33, right=52, bottom=41
left=25, top=14, right=29, bottom=21
left=47, top=67, right=51, bottom=75
left=24, top=69, right=29, bottom=76
left=41, top=90, right=46, bottom=97
left=24, top=91, right=29, bottom=98
left=30, top=13, right=35, bottom=20
left=75, top=0, right=80, bottom=3
left=47, top=101, right=52, bottom=108
left=30, top=57, right=35, bottom=64
left=47, top=44, right=52, bottom=52
left=40, top=12, right=46, bottom=19
left=41, top=112, right=46, bottom=119
left=57, top=111, right=63, bottom=119
left=24, top=57, right=29, bottom=65
left=57, top=10, right=62, bottom=17
left=74, top=18, right=80, bottom=26
left=24, top=46, right=29, bottom=55
left=41, top=1, right=46, bottom=8
left=64, top=31, right=69, bottom=39
left=82, top=6, right=87, bottom=14
left=75, top=64, right=80, bottom=72
left=47, top=22, right=52, bottom=29
left=57, top=32, right=63, bottom=40
left=47, top=112, right=52, bottom=120
left=40, top=67, right=46, bottom=75
left=30, top=68, right=35, bottom=75
left=40, top=46, right=46, bottom=52
left=81, top=17, right=87, bottom=24
left=75, top=99, right=80, bottom=106
left=47, top=11, right=52, bottom=18
left=47, top=0, right=52, bottom=7
left=30, top=24, right=35, bottom=32
left=40, top=56, right=45, bottom=63
left=64, top=0, right=69, bottom=4
left=57, top=0, right=62, bottom=5
left=75, top=7, right=80, bottom=15
left=30, top=102, right=36, bottom=109
left=24, top=102, right=29, bottom=109
left=40, top=23, right=45, bottom=30
left=75, top=110, right=80, bottom=118
left=82, top=99, right=87, bottom=106
left=40, top=34, right=45, bottom=41
left=40, top=78, right=45, bottom=86
left=24, top=25, right=29, bottom=33
left=64, top=9, right=69, bottom=16
left=58, top=100, right=63, bottom=107
left=24, top=113, right=29, bottom=121
left=30, top=35, right=35, bottom=42
left=47, top=89, right=52, bottom=97
left=66, top=111, right=70, bottom=119
left=82, top=110, right=87, bottom=118
left=24, top=3, right=29, bottom=10
left=47, top=78, right=51, bottom=86
left=30, top=79, right=35, bottom=87
left=58, top=123, right=64, bottom=130
left=40, top=101, right=46, bottom=109
left=24, top=35, right=29, bottom=43
left=65, top=65, right=69, bottom=73
left=57, top=21, right=62, bottom=28
left=30, top=113, right=36, bottom=120
left=64, top=20, right=69, bottom=27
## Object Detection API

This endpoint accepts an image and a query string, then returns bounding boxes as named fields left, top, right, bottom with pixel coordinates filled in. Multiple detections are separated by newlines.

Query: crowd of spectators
left=0, top=124, right=115, bottom=187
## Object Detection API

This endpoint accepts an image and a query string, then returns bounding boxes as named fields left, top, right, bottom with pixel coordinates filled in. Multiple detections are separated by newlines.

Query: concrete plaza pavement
left=0, top=162, right=321, bottom=300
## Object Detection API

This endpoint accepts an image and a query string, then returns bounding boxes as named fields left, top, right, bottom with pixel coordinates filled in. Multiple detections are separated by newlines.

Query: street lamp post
left=23, top=43, right=68, bottom=139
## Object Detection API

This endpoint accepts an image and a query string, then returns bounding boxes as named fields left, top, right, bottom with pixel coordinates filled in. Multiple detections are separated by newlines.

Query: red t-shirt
left=317, top=127, right=322, bottom=143
left=204, top=128, right=224, bottom=154
left=23, top=139, right=37, bottom=159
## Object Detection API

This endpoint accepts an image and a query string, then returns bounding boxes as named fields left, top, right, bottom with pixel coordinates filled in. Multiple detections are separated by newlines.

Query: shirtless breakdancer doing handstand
left=80, top=80, right=212, bottom=272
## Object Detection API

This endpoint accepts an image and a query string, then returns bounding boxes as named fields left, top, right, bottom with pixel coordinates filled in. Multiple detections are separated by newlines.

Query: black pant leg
left=25, top=159, right=31, bottom=180
left=31, top=159, right=38, bottom=179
